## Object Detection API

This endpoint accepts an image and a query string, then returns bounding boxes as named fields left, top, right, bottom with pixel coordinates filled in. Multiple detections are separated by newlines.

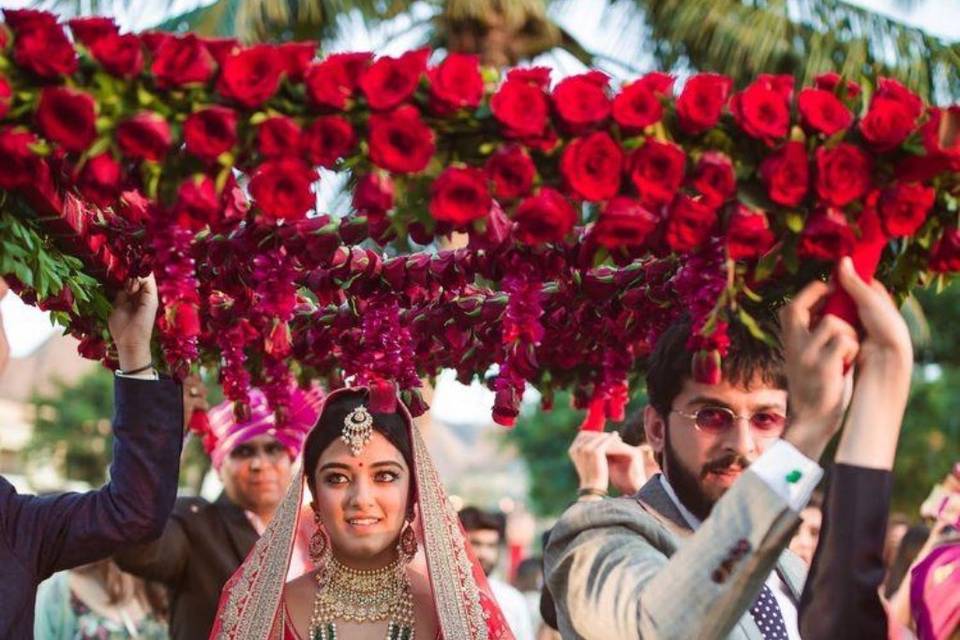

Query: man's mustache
left=700, top=452, right=751, bottom=478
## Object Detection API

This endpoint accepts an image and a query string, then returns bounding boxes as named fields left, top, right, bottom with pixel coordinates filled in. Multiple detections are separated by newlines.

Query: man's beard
left=662, top=427, right=751, bottom=522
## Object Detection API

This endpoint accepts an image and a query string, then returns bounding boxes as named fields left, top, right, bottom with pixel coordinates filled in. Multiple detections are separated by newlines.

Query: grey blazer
left=545, top=472, right=807, bottom=640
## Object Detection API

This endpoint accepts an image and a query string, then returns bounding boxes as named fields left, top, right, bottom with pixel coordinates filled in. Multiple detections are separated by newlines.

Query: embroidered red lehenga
left=209, top=387, right=515, bottom=640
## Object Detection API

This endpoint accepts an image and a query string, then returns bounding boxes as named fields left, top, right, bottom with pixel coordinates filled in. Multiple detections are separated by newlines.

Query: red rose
left=359, top=48, right=429, bottom=111
left=277, top=41, right=316, bottom=82
left=628, top=139, right=686, bottom=209
left=730, top=75, right=793, bottom=143
left=798, top=207, right=855, bottom=260
left=922, top=107, right=960, bottom=160
left=217, top=44, right=283, bottom=108
left=612, top=79, right=663, bottom=132
left=91, top=33, right=143, bottom=78
left=353, top=172, right=394, bottom=215
left=814, top=72, right=861, bottom=98
left=726, top=204, right=775, bottom=260
left=151, top=34, right=216, bottom=88
left=140, top=31, right=172, bottom=55
left=491, top=69, right=550, bottom=139
left=172, top=303, right=201, bottom=338
left=560, top=131, right=623, bottom=202
left=593, top=196, right=659, bottom=248
left=184, top=106, right=237, bottom=160
left=368, top=105, right=435, bottom=173
left=878, top=182, right=935, bottom=237
left=199, top=37, right=238, bottom=65
left=875, top=77, right=923, bottom=120
left=552, top=70, right=611, bottom=133
left=4, top=9, right=57, bottom=31
left=859, top=97, right=916, bottom=151
left=676, top=73, right=733, bottom=134
left=116, top=111, right=171, bottom=162
left=249, top=157, right=317, bottom=222
left=0, top=74, right=11, bottom=120
left=692, top=151, right=736, bottom=207
left=798, top=88, right=853, bottom=136
left=36, top=87, right=96, bottom=152
left=760, top=141, right=808, bottom=207
left=67, top=16, right=118, bottom=47
left=485, top=144, right=535, bottom=199
left=301, top=115, right=356, bottom=169
left=929, top=227, right=960, bottom=273
left=429, top=166, right=492, bottom=226
left=77, top=153, right=121, bottom=207
left=13, top=21, right=77, bottom=78
left=0, top=127, right=41, bottom=189
left=638, top=72, right=674, bottom=95
left=815, top=143, right=871, bottom=207
left=174, top=175, right=219, bottom=229
left=304, top=52, right=372, bottom=110
left=665, top=194, right=716, bottom=252
left=428, top=53, right=483, bottom=114
left=257, top=116, right=301, bottom=159
left=513, top=188, right=577, bottom=244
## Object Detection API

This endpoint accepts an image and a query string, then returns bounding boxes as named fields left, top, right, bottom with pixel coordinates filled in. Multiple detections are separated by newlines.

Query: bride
left=210, top=386, right=515, bottom=640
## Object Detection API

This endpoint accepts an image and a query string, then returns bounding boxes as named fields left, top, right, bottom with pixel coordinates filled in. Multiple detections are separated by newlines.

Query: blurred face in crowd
left=465, top=528, right=502, bottom=576
left=789, top=505, right=823, bottom=565
left=220, top=434, right=293, bottom=518
left=310, top=431, right=411, bottom=570
left=645, top=374, right=787, bottom=520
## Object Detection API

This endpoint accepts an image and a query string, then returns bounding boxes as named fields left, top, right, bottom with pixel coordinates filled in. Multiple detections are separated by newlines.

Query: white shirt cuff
left=749, top=439, right=823, bottom=513
left=115, top=369, right=159, bottom=380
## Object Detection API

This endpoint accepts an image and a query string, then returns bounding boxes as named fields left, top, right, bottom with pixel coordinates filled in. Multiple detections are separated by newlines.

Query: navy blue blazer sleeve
left=1, top=375, right=182, bottom=580
left=798, top=463, right=893, bottom=640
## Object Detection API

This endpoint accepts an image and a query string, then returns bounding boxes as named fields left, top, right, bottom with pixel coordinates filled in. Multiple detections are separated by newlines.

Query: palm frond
left=33, top=0, right=180, bottom=30
left=156, top=0, right=423, bottom=44
left=608, top=0, right=960, bottom=101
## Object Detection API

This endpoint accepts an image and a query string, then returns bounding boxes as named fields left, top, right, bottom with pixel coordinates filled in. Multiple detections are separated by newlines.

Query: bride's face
left=312, top=431, right=411, bottom=569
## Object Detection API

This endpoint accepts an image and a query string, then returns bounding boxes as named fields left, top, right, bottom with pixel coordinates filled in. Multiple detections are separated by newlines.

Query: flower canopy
left=1, top=9, right=958, bottom=430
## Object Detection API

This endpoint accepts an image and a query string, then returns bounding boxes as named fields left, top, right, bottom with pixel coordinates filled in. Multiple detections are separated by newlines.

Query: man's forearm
left=40, top=376, right=183, bottom=574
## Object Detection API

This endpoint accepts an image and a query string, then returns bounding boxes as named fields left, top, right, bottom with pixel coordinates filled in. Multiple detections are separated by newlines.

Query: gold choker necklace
left=308, top=556, right=415, bottom=640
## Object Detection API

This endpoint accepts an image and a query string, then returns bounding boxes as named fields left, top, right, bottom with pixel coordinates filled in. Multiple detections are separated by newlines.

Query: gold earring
left=398, top=519, right=418, bottom=563
left=309, top=510, right=330, bottom=565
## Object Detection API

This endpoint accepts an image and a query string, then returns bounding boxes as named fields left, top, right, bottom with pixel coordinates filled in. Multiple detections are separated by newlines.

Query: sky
left=1, top=0, right=958, bottom=421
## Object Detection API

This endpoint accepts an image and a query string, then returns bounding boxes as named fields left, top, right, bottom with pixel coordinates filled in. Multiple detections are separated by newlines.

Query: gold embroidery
left=413, top=426, right=489, bottom=639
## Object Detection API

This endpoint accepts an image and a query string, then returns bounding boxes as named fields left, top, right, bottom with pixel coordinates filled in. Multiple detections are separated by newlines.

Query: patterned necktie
left=749, top=583, right=789, bottom=639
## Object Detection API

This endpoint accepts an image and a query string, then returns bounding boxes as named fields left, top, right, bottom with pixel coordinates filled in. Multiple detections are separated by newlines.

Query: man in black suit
left=115, top=386, right=321, bottom=640
left=1, top=275, right=183, bottom=638
left=797, top=258, right=915, bottom=640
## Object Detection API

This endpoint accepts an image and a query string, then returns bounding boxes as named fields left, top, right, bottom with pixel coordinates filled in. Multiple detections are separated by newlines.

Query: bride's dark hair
left=302, top=388, right=415, bottom=499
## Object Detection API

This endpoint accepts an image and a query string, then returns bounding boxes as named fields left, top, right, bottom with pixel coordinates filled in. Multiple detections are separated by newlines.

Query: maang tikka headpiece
left=342, top=405, right=374, bottom=456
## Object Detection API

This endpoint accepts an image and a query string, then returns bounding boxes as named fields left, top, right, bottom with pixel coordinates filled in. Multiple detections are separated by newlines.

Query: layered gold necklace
left=308, top=556, right=416, bottom=640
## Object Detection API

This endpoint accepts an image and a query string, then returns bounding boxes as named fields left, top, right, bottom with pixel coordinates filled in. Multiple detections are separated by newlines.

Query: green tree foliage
left=28, top=367, right=116, bottom=485
left=894, top=365, right=960, bottom=515
left=616, top=0, right=959, bottom=101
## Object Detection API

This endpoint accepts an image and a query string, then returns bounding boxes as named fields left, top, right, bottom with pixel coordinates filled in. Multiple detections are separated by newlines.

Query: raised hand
left=108, top=274, right=159, bottom=372
left=779, top=278, right=859, bottom=460
left=569, top=431, right=617, bottom=495
left=834, top=257, right=913, bottom=470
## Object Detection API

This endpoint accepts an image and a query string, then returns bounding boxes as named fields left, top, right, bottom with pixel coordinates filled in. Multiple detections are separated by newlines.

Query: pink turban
left=205, top=386, right=324, bottom=470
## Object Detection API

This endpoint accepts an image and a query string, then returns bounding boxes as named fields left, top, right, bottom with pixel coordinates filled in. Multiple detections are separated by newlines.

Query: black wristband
left=118, top=362, right=154, bottom=376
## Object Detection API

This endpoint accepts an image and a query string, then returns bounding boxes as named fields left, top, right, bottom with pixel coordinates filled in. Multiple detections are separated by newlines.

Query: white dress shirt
left=659, top=439, right=823, bottom=640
